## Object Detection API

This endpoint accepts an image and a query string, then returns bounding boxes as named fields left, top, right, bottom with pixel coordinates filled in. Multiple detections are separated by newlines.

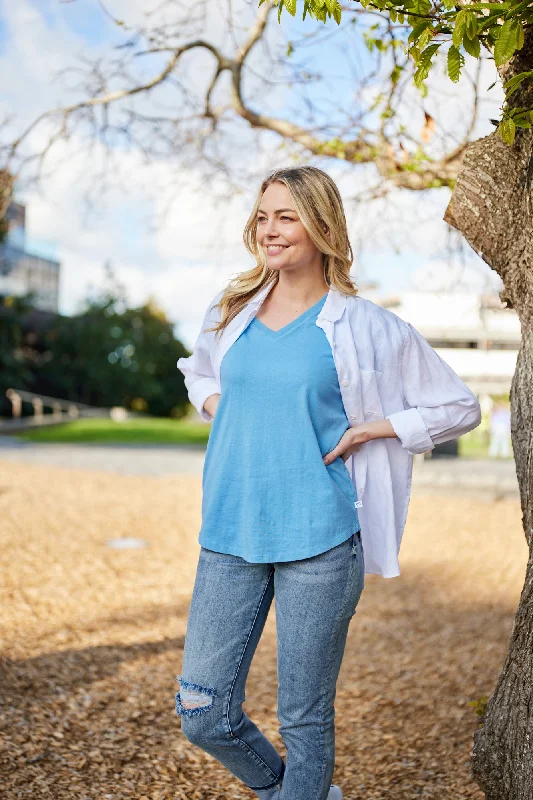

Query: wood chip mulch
left=0, top=460, right=527, bottom=799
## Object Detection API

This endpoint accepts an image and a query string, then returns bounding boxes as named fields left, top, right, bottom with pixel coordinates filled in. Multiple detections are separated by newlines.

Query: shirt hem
left=198, top=519, right=361, bottom=564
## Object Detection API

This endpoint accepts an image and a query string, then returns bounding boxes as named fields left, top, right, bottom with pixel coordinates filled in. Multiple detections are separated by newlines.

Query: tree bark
left=444, top=29, right=533, bottom=800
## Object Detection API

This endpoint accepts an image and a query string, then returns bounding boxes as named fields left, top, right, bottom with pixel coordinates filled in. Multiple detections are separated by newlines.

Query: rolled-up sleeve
left=176, top=290, right=224, bottom=422
left=386, top=321, right=482, bottom=455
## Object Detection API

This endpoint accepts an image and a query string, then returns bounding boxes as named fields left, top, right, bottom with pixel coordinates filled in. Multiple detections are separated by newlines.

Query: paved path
left=0, top=438, right=206, bottom=476
left=0, top=437, right=519, bottom=496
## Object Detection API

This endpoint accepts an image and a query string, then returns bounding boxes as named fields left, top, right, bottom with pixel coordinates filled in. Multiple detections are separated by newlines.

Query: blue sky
left=0, top=0, right=503, bottom=348
left=28, top=0, right=116, bottom=45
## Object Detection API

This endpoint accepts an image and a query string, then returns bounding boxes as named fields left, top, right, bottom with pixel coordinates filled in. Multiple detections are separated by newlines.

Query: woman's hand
left=322, top=420, right=397, bottom=465
left=203, top=393, right=221, bottom=419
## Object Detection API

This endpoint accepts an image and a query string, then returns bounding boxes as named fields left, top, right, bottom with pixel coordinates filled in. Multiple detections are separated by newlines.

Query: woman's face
left=255, top=181, right=324, bottom=274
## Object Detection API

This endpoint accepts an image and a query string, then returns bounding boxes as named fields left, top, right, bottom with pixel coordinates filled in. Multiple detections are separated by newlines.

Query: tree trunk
left=443, top=29, right=533, bottom=800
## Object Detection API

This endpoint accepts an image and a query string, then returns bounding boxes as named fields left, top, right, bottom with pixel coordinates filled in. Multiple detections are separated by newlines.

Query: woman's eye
left=257, top=216, right=294, bottom=222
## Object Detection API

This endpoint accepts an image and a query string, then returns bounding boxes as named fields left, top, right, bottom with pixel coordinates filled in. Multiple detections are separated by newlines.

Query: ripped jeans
left=175, top=530, right=365, bottom=800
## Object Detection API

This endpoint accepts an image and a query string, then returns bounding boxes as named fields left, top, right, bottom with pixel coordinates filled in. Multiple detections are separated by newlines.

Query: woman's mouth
left=266, top=245, right=289, bottom=256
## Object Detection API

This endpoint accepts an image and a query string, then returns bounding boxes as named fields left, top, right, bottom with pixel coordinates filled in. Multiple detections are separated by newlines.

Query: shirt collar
left=248, top=281, right=347, bottom=322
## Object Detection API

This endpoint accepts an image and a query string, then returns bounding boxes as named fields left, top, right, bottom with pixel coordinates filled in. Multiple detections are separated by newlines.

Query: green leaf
left=418, top=28, right=433, bottom=51
left=413, top=43, right=441, bottom=87
left=465, top=12, right=478, bottom=39
left=463, top=33, right=481, bottom=58
left=477, top=12, right=501, bottom=34
left=494, top=19, right=519, bottom=66
left=508, top=0, right=531, bottom=15
left=452, top=10, right=467, bottom=49
left=390, top=65, right=403, bottom=84
left=284, top=0, right=297, bottom=14
left=409, top=20, right=430, bottom=45
left=467, top=1, right=510, bottom=8
left=509, top=106, right=533, bottom=116
left=447, top=44, right=465, bottom=82
left=419, top=42, right=440, bottom=67
left=517, top=20, right=525, bottom=50
left=503, top=70, right=533, bottom=98
left=498, top=117, right=516, bottom=144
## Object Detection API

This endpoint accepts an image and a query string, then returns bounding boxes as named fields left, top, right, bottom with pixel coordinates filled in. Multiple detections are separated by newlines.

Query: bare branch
left=1, top=0, right=484, bottom=205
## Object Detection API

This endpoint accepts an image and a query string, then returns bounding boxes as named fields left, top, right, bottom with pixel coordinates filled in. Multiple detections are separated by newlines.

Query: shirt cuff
left=386, top=408, right=434, bottom=455
left=188, top=378, right=220, bottom=423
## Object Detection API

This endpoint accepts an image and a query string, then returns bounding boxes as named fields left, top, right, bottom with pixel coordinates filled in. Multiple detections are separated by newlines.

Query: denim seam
left=224, top=568, right=280, bottom=784
left=248, top=761, right=286, bottom=792
left=315, top=552, right=361, bottom=800
left=315, top=612, right=342, bottom=799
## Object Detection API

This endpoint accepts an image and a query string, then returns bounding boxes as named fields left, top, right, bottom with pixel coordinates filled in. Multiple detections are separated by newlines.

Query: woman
left=175, top=166, right=481, bottom=800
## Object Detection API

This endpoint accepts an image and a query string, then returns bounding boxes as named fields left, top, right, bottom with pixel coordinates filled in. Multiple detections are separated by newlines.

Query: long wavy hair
left=205, top=165, right=358, bottom=338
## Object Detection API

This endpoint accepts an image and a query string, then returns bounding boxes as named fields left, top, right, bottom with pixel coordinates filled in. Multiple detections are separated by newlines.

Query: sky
left=0, top=0, right=505, bottom=349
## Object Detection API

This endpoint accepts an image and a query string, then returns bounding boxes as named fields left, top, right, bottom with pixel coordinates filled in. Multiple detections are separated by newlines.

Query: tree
left=0, top=269, right=191, bottom=418
left=1, top=0, right=487, bottom=199
left=0, top=169, right=14, bottom=242
left=0, top=294, right=39, bottom=413
left=35, top=276, right=190, bottom=416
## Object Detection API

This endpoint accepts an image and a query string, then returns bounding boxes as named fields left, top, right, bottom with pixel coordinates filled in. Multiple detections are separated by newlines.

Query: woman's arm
left=176, top=290, right=224, bottom=422
left=323, top=323, right=481, bottom=465
left=203, top=393, right=221, bottom=419
left=323, top=420, right=396, bottom=465
left=385, top=321, right=482, bottom=455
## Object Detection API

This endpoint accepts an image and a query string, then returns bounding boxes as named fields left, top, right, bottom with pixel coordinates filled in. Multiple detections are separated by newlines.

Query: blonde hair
left=206, top=165, right=358, bottom=338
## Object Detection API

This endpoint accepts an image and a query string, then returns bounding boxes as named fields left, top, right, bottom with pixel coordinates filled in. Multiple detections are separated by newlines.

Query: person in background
left=489, top=398, right=512, bottom=458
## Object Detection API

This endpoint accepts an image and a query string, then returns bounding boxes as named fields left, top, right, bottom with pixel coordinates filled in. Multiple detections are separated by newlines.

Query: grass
left=15, top=412, right=514, bottom=458
left=458, top=416, right=514, bottom=459
left=16, top=417, right=211, bottom=445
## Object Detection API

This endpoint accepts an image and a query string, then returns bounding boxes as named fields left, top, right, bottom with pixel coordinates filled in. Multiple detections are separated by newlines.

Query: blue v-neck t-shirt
left=198, top=291, right=360, bottom=563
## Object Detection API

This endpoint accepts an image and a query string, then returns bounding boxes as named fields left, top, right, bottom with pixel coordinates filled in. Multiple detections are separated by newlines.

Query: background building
left=0, top=202, right=60, bottom=312
left=360, top=286, right=519, bottom=398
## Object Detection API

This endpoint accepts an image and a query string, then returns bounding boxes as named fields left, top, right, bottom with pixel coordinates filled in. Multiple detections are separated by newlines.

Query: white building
left=361, top=288, right=520, bottom=397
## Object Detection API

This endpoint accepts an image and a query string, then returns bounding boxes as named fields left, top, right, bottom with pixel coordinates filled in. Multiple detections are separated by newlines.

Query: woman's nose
left=264, top=219, right=280, bottom=237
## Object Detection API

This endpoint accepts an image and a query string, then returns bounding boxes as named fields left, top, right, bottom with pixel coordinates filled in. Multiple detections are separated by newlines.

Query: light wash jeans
left=175, top=529, right=365, bottom=800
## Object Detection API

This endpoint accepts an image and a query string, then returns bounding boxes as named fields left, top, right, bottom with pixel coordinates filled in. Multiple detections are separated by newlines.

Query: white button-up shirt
left=177, top=282, right=481, bottom=578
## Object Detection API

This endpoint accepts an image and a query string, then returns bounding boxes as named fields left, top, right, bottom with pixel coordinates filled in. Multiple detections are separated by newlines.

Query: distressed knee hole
left=175, top=675, right=217, bottom=717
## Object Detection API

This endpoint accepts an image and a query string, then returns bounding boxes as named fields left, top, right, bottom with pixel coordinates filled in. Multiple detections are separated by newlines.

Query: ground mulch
left=0, top=460, right=527, bottom=800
